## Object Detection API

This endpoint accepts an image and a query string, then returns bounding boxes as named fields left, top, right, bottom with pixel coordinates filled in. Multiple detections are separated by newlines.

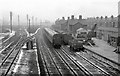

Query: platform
left=84, top=38, right=119, bottom=64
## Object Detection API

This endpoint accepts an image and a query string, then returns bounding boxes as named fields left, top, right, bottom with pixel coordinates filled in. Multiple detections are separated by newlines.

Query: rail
left=0, top=35, right=36, bottom=76
left=84, top=46, right=120, bottom=73
left=61, top=47, right=111, bottom=76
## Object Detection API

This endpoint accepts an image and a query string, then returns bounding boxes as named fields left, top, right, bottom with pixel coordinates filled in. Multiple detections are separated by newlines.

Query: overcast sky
left=0, top=0, right=119, bottom=22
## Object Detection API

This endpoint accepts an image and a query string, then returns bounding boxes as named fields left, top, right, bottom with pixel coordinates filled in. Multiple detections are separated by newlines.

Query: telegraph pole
left=10, top=12, right=12, bottom=33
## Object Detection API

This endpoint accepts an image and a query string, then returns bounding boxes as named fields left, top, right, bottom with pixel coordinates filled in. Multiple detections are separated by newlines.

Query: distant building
left=60, top=15, right=87, bottom=34
left=97, top=26, right=118, bottom=47
left=85, top=16, right=117, bottom=28
left=119, top=1, right=120, bottom=15
left=84, top=16, right=118, bottom=47
left=54, top=15, right=118, bottom=47
left=54, top=17, right=67, bottom=30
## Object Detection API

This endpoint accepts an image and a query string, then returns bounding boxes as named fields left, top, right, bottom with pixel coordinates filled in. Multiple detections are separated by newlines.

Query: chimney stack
left=68, top=17, right=70, bottom=20
left=96, top=17, right=99, bottom=19
left=62, top=17, right=65, bottom=20
left=105, top=16, right=108, bottom=19
left=79, top=15, right=82, bottom=19
left=71, top=15, right=74, bottom=19
left=111, top=15, right=114, bottom=19
left=100, top=16, right=103, bottom=19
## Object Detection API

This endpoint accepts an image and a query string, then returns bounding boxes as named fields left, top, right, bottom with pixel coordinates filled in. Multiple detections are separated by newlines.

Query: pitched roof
left=98, top=26, right=118, bottom=32
left=61, top=19, right=85, bottom=26
left=59, top=19, right=67, bottom=24
left=68, top=19, right=78, bottom=25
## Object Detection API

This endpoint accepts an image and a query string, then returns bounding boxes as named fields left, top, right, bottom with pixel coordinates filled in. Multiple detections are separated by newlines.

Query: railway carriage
left=44, top=28, right=62, bottom=48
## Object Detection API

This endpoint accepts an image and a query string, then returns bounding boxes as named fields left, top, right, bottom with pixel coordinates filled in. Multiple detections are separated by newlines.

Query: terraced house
left=83, top=16, right=118, bottom=47
left=54, top=15, right=118, bottom=47
left=96, top=17, right=118, bottom=47
left=55, top=15, right=87, bottom=34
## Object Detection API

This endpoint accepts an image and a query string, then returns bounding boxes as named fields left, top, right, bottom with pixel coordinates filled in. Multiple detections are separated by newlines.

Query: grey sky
left=0, top=0, right=119, bottom=22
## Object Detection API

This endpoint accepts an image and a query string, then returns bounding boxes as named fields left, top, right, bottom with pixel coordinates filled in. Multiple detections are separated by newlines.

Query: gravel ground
left=12, top=49, right=39, bottom=76
left=84, top=38, right=118, bottom=63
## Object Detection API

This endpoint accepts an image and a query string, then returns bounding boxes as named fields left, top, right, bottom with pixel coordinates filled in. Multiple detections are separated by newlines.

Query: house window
left=112, top=22, right=115, bottom=27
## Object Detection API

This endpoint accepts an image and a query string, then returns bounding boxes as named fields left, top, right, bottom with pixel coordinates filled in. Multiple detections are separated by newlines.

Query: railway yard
left=0, top=0, right=120, bottom=75
left=0, top=27, right=119, bottom=76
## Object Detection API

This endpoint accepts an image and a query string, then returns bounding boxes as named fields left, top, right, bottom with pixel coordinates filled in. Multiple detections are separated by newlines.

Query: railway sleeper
left=55, top=63, right=68, bottom=69
left=46, top=63, right=55, bottom=68
left=47, top=67, right=59, bottom=74
left=59, top=68, right=74, bottom=75
left=54, top=60, right=64, bottom=64
left=72, top=68, right=86, bottom=75
left=68, top=63, right=79, bottom=69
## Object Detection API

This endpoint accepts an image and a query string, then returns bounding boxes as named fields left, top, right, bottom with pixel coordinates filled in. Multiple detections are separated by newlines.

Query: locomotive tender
left=44, top=28, right=62, bottom=48
left=69, top=38, right=85, bottom=52
left=62, top=33, right=73, bottom=45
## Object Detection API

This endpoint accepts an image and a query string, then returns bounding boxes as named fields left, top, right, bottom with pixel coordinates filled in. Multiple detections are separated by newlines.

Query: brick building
left=54, top=15, right=118, bottom=47
left=85, top=16, right=118, bottom=47
left=60, top=15, right=87, bottom=34
left=97, top=26, right=118, bottom=47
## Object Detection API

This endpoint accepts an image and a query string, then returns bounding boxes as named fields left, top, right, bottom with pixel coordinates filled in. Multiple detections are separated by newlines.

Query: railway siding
left=12, top=39, right=39, bottom=75
left=84, top=46, right=120, bottom=74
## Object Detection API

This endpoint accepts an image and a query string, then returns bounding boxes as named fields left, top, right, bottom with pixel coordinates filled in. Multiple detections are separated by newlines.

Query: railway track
left=36, top=31, right=95, bottom=76
left=0, top=35, right=21, bottom=58
left=0, top=34, right=15, bottom=49
left=0, top=36, right=24, bottom=76
left=76, top=49, right=119, bottom=75
left=36, top=29, right=116, bottom=76
left=62, top=46, right=119, bottom=76
left=61, top=47, right=110, bottom=76
left=43, top=40, right=81, bottom=75
left=0, top=41, right=14, bottom=54
left=0, top=34, right=34, bottom=76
